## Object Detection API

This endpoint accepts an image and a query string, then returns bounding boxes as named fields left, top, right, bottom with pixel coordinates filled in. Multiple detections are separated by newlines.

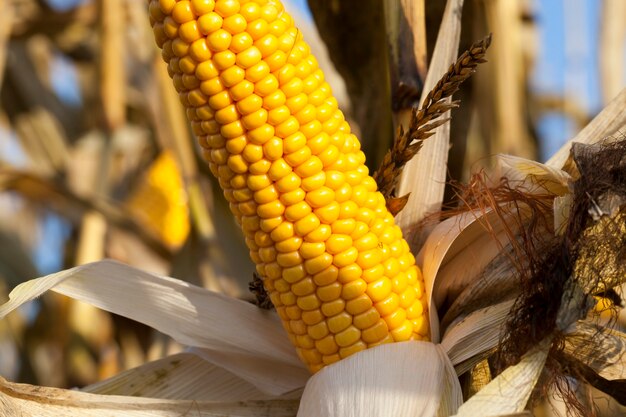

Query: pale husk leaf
left=395, top=0, right=465, bottom=234
left=0, top=260, right=309, bottom=395
left=297, top=342, right=462, bottom=417
left=553, top=194, right=572, bottom=235
left=190, top=347, right=309, bottom=397
left=453, top=339, right=551, bottom=417
left=434, top=225, right=514, bottom=314
left=418, top=210, right=511, bottom=342
left=440, top=247, right=519, bottom=332
left=0, top=376, right=299, bottom=417
left=495, top=154, right=571, bottom=196
left=564, top=321, right=626, bottom=381
left=83, top=352, right=274, bottom=401
left=441, top=300, right=514, bottom=375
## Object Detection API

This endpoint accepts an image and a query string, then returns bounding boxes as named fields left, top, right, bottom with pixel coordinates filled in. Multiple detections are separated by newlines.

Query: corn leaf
left=0, top=260, right=309, bottom=396
left=297, top=341, right=462, bottom=417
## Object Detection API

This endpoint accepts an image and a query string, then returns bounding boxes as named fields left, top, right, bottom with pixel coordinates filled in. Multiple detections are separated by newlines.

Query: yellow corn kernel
left=307, top=321, right=329, bottom=340
left=335, top=325, right=361, bottom=348
left=304, top=224, right=331, bottom=242
left=333, top=247, right=359, bottom=268
left=285, top=201, right=311, bottom=222
left=172, top=1, right=194, bottom=23
left=327, top=311, right=352, bottom=333
left=223, top=14, right=247, bottom=34
left=341, top=279, right=367, bottom=300
left=362, top=320, right=388, bottom=344
left=191, top=0, right=215, bottom=15
left=294, top=213, right=320, bottom=236
left=390, top=320, right=413, bottom=342
left=321, top=299, right=345, bottom=317
left=150, top=0, right=429, bottom=373
left=297, top=294, right=321, bottom=311
left=353, top=308, right=380, bottom=330
left=214, top=0, right=240, bottom=17
left=339, top=340, right=367, bottom=359
left=301, top=310, right=323, bottom=327
left=249, top=158, right=271, bottom=174
left=316, top=282, right=341, bottom=302
left=240, top=2, right=261, bottom=20
left=314, top=201, right=340, bottom=224
left=283, top=265, right=306, bottom=283
left=231, top=32, right=253, bottom=53
left=296, top=334, right=315, bottom=349
left=276, top=236, right=302, bottom=254
left=299, top=242, right=325, bottom=259
left=292, top=277, right=315, bottom=297
left=345, top=294, right=373, bottom=315
left=269, top=221, right=293, bottom=241
left=290, top=320, right=306, bottom=335
left=383, top=308, right=407, bottom=331
left=413, top=315, right=429, bottom=336
left=275, top=172, right=300, bottom=192
left=280, top=188, right=305, bottom=205
left=337, top=264, right=362, bottom=284
left=304, top=253, right=332, bottom=275
left=312, top=266, right=338, bottom=286
left=316, top=335, right=339, bottom=355
left=197, top=12, right=223, bottom=35
left=236, top=46, right=263, bottom=68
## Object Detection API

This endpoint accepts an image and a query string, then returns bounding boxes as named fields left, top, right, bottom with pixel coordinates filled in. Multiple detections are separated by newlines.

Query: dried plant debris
left=249, top=272, right=273, bottom=310
left=489, top=140, right=626, bottom=415
left=374, top=34, right=492, bottom=214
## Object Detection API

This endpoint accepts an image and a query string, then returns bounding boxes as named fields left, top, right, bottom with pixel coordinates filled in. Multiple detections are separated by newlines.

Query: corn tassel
left=148, top=0, right=429, bottom=372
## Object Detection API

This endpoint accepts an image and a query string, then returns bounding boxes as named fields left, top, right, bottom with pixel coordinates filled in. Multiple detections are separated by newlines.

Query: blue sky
left=533, top=0, right=603, bottom=160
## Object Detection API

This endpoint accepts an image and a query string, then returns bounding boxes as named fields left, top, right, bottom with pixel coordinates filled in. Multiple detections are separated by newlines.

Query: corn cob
left=148, top=0, right=429, bottom=372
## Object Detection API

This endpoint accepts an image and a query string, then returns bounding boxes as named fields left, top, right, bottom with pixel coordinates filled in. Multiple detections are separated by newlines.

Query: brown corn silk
left=148, top=0, right=429, bottom=372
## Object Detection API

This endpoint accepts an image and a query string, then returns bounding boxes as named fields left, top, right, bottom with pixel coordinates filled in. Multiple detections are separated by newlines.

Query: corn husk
left=0, top=260, right=308, bottom=396
left=395, top=0, right=465, bottom=240
left=297, top=342, right=462, bottom=417
left=453, top=339, right=551, bottom=417
left=0, top=376, right=299, bottom=417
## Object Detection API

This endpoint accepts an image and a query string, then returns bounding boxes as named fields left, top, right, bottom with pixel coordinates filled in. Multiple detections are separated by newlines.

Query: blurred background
left=0, top=0, right=623, bottom=390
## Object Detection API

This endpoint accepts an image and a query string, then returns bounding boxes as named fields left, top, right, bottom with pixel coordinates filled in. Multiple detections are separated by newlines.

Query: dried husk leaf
left=441, top=300, right=515, bottom=375
left=434, top=224, right=514, bottom=313
left=564, top=321, right=626, bottom=381
left=440, top=247, right=519, bottom=332
left=495, top=154, right=571, bottom=196
left=453, top=339, right=551, bottom=417
left=83, top=352, right=274, bottom=401
left=0, top=260, right=308, bottom=396
left=418, top=209, right=512, bottom=342
left=395, top=0, right=465, bottom=241
left=297, top=342, right=462, bottom=417
left=0, top=376, right=299, bottom=417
